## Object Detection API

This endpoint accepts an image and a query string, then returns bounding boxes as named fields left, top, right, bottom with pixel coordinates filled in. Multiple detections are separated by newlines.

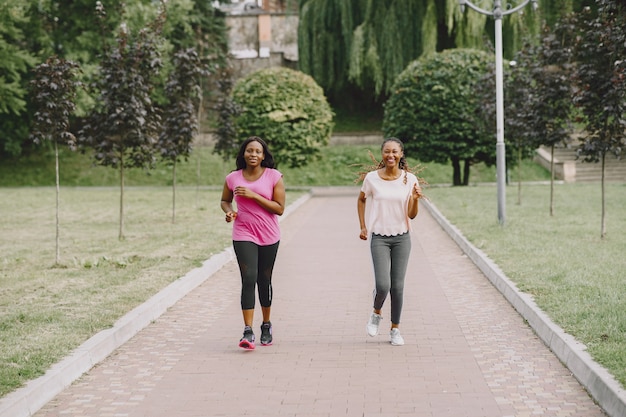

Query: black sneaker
left=260, top=321, right=273, bottom=346
left=239, top=326, right=255, bottom=350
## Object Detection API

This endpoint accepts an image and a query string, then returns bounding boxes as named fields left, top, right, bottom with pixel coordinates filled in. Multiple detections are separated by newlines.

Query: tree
left=158, top=48, right=204, bottom=223
left=227, top=67, right=334, bottom=168
left=383, top=48, right=493, bottom=186
left=29, top=56, right=81, bottom=264
left=572, top=0, right=626, bottom=239
left=297, top=0, right=556, bottom=107
left=480, top=20, right=576, bottom=210
left=528, top=20, right=576, bottom=216
left=78, top=2, right=165, bottom=240
left=0, top=0, right=36, bottom=156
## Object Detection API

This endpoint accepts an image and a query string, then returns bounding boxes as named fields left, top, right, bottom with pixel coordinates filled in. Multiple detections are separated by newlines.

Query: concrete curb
left=0, top=192, right=312, bottom=417
left=422, top=198, right=626, bottom=417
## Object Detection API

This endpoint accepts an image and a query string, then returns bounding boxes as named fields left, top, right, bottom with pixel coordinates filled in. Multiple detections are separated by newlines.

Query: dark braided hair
left=354, top=137, right=427, bottom=190
left=235, top=136, right=276, bottom=170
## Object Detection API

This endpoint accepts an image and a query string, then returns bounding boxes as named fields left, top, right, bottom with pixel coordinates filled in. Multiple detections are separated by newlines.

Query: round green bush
left=232, top=67, right=334, bottom=168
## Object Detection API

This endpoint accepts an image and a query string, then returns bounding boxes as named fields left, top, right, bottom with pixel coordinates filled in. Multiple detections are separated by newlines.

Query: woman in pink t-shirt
left=221, top=137, right=285, bottom=350
left=357, top=138, right=423, bottom=346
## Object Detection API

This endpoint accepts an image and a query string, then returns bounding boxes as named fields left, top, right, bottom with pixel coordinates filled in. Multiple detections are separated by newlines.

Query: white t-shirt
left=361, top=170, right=418, bottom=236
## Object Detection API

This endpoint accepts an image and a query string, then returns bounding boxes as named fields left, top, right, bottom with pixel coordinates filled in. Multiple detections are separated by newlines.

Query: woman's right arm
left=221, top=182, right=236, bottom=222
left=357, top=191, right=368, bottom=240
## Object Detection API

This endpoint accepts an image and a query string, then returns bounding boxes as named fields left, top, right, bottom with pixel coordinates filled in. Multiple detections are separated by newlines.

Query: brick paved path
left=34, top=193, right=606, bottom=417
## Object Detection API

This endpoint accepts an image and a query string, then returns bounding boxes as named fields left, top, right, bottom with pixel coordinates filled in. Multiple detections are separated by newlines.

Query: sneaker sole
left=260, top=341, right=273, bottom=346
left=238, top=340, right=255, bottom=350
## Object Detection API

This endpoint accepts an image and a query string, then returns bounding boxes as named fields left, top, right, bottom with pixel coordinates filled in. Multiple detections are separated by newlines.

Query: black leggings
left=233, top=240, right=280, bottom=310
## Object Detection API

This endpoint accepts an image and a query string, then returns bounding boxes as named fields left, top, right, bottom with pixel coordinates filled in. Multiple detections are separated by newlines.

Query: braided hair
left=376, top=138, right=410, bottom=184
left=355, top=137, right=418, bottom=185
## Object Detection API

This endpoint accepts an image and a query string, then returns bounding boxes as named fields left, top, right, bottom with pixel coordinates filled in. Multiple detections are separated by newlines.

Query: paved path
left=32, top=192, right=606, bottom=417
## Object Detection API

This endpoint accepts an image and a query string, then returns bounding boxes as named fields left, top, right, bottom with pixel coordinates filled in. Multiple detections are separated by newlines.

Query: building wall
left=225, top=13, right=299, bottom=79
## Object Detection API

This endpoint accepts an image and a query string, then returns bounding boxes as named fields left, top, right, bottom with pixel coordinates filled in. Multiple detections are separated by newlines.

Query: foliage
left=29, top=57, right=82, bottom=149
left=78, top=2, right=166, bottom=239
left=158, top=48, right=203, bottom=164
left=0, top=0, right=36, bottom=156
left=29, top=56, right=81, bottom=263
left=297, top=0, right=565, bottom=106
left=229, top=67, right=334, bottom=168
left=165, top=0, right=230, bottom=128
left=0, top=0, right=229, bottom=159
left=212, top=65, right=242, bottom=161
left=572, top=0, right=626, bottom=238
left=383, top=48, right=493, bottom=186
left=158, top=48, right=204, bottom=222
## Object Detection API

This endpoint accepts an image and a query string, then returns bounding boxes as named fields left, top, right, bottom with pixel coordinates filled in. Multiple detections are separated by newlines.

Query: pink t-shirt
left=225, top=168, right=282, bottom=245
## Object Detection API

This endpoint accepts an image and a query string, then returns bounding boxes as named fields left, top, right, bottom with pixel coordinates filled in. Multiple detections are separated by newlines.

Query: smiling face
left=244, top=140, right=264, bottom=167
left=381, top=140, right=404, bottom=169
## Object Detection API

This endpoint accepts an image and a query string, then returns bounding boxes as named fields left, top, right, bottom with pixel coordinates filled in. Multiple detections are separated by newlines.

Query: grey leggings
left=233, top=240, right=279, bottom=310
left=370, top=232, right=411, bottom=325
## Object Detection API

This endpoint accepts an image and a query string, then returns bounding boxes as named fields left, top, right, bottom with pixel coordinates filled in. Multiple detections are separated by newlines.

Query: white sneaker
left=390, top=328, right=404, bottom=346
left=366, top=312, right=382, bottom=337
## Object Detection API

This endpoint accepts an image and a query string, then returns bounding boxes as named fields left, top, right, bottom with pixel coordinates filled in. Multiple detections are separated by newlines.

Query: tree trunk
left=172, top=160, right=177, bottom=224
left=119, top=155, right=125, bottom=241
left=452, top=157, right=462, bottom=186
left=601, top=153, right=606, bottom=239
left=550, top=144, right=555, bottom=216
left=55, top=141, right=60, bottom=265
left=517, top=146, right=522, bottom=205
left=462, top=158, right=471, bottom=186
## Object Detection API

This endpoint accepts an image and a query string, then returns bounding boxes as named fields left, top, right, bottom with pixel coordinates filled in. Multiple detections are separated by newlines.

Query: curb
left=422, top=198, right=626, bottom=417
left=0, top=192, right=312, bottom=417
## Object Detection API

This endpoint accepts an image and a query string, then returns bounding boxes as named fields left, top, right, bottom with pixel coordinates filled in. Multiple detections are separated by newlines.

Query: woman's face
left=244, top=140, right=264, bottom=167
left=381, top=141, right=403, bottom=168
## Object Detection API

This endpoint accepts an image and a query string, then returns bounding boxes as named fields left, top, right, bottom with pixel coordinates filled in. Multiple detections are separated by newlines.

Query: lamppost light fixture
left=456, top=0, right=538, bottom=225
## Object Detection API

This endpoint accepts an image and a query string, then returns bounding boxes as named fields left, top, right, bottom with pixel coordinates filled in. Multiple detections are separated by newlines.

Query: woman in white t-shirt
left=357, top=138, right=422, bottom=346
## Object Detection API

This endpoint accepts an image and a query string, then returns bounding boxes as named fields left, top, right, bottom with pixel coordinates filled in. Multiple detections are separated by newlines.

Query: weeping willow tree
left=298, top=0, right=577, bottom=105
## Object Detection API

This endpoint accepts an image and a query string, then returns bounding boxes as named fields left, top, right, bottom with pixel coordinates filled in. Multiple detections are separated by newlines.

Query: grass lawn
left=426, top=183, right=626, bottom=388
left=1, top=143, right=624, bottom=397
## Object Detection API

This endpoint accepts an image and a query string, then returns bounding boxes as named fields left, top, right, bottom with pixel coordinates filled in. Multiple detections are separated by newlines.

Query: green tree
left=572, top=0, right=626, bottom=239
left=29, top=56, right=81, bottom=264
left=158, top=48, right=204, bottom=223
left=528, top=20, right=576, bottom=216
left=78, top=2, right=165, bottom=240
left=227, top=67, right=334, bottom=168
left=297, top=0, right=562, bottom=107
left=383, top=48, right=493, bottom=186
left=0, top=0, right=36, bottom=156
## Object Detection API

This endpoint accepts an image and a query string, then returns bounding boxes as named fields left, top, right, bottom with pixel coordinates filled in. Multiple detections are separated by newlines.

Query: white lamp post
left=458, top=0, right=537, bottom=225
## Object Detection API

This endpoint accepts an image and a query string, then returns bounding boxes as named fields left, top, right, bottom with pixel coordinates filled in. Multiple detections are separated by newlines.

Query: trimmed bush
left=232, top=67, right=334, bottom=168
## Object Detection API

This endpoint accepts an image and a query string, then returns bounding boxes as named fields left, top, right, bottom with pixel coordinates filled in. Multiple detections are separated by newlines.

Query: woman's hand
left=233, top=186, right=256, bottom=199
left=225, top=211, right=237, bottom=223
left=412, top=183, right=423, bottom=199
left=359, top=227, right=368, bottom=240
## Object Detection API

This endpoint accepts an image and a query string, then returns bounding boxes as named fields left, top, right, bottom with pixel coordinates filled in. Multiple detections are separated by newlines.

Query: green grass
left=426, top=183, right=626, bottom=388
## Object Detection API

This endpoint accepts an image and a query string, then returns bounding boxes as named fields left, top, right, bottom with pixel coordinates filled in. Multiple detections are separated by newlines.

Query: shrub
left=231, top=67, right=334, bottom=168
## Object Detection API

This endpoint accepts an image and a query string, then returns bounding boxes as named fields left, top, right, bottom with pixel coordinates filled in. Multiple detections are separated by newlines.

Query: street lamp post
left=458, top=0, right=537, bottom=225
